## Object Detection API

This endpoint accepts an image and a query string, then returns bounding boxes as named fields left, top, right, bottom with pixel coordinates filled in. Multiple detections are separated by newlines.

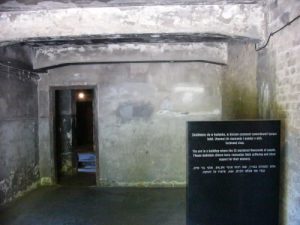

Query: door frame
left=49, top=85, right=100, bottom=185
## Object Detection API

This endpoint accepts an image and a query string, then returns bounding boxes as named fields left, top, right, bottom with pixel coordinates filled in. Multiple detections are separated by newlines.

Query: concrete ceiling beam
left=0, top=4, right=266, bottom=44
left=0, top=0, right=265, bottom=11
left=32, top=42, right=228, bottom=70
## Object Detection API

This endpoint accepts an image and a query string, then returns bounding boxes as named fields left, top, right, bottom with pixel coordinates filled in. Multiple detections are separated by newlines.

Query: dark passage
left=55, top=89, right=96, bottom=186
left=76, top=101, right=93, bottom=147
left=0, top=187, right=186, bottom=225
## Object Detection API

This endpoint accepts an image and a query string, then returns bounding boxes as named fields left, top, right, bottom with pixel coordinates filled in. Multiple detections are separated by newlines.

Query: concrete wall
left=257, top=1, right=300, bottom=224
left=222, top=40, right=258, bottom=119
left=0, top=44, right=33, bottom=69
left=38, top=62, right=223, bottom=186
left=0, top=64, right=39, bottom=205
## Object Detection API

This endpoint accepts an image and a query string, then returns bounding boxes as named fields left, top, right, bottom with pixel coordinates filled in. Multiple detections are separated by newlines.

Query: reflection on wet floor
left=0, top=187, right=186, bottom=225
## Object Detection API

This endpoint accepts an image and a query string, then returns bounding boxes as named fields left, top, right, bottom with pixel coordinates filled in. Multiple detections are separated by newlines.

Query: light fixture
left=78, top=92, right=85, bottom=100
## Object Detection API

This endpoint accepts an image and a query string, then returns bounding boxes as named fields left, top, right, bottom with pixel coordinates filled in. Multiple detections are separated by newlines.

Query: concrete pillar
left=57, top=90, right=76, bottom=176
left=222, top=41, right=258, bottom=120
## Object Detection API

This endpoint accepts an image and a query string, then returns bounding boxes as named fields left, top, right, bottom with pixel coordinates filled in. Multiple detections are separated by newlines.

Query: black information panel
left=187, top=121, right=280, bottom=225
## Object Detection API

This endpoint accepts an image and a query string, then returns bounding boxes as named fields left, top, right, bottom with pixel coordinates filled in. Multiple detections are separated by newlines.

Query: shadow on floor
left=0, top=187, right=186, bottom=225
left=58, top=172, right=96, bottom=187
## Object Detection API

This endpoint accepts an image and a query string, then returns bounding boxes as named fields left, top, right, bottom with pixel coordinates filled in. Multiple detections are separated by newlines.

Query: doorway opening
left=54, top=88, right=97, bottom=186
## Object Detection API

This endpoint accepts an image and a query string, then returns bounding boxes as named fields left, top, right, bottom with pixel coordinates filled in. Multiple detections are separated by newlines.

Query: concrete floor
left=0, top=187, right=186, bottom=225
left=58, top=172, right=96, bottom=186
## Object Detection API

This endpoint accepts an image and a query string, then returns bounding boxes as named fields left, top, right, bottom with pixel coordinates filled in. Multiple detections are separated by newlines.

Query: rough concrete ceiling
left=0, top=0, right=266, bottom=71
left=1, top=34, right=229, bottom=70
left=32, top=42, right=228, bottom=69
left=0, top=4, right=265, bottom=45
left=0, top=0, right=265, bottom=11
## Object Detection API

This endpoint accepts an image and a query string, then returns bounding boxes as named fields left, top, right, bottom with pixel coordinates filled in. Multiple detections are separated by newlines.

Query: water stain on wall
left=116, top=101, right=154, bottom=123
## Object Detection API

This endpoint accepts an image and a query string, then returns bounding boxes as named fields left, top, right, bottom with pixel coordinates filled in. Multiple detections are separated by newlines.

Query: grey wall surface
left=222, top=40, right=258, bottom=120
left=0, top=64, right=39, bottom=205
left=38, top=62, right=223, bottom=186
left=0, top=44, right=33, bottom=69
left=257, top=1, right=300, bottom=225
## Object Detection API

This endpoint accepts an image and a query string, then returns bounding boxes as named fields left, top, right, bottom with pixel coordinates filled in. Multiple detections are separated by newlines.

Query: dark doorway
left=54, top=89, right=96, bottom=186
left=76, top=91, right=94, bottom=147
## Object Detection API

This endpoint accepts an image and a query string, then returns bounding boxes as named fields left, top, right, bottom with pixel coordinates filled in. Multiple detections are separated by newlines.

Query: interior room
left=0, top=0, right=299, bottom=224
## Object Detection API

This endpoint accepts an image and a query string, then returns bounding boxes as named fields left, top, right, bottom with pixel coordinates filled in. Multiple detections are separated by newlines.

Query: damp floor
left=0, top=186, right=186, bottom=225
left=58, top=172, right=97, bottom=186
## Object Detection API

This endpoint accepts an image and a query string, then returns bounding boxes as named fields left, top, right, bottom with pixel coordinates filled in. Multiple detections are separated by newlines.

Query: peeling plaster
left=0, top=165, right=39, bottom=205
